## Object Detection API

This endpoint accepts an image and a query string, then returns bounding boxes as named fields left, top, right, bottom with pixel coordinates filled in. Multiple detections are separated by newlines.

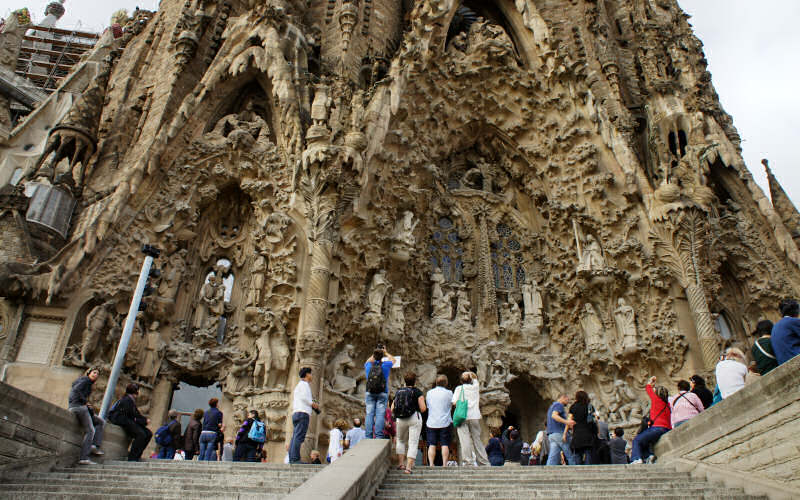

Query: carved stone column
left=650, top=209, right=717, bottom=370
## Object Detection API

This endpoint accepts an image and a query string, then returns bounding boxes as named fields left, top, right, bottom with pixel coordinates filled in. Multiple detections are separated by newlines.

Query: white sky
left=5, top=1, right=798, bottom=207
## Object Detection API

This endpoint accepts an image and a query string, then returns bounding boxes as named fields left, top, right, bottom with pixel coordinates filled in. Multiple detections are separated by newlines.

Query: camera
left=376, top=343, right=384, bottom=350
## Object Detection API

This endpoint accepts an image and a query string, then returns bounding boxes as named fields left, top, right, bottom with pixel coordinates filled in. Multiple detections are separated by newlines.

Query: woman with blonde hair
left=327, top=418, right=347, bottom=463
left=715, top=347, right=748, bottom=399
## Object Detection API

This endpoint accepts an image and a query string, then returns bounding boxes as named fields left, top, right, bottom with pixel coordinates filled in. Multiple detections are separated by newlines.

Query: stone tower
left=2, top=0, right=799, bottom=459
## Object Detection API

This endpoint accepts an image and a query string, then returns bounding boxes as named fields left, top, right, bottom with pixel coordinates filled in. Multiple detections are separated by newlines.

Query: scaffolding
left=15, top=24, right=100, bottom=94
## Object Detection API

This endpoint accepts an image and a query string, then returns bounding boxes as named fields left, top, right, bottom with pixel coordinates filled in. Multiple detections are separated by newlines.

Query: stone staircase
left=374, top=465, right=770, bottom=499
left=0, top=460, right=323, bottom=499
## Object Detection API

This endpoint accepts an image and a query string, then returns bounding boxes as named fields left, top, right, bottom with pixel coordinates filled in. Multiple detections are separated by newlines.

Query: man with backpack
left=107, top=383, right=152, bottom=462
left=155, top=410, right=182, bottom=459
left=364, top=345, right=396, bottom=439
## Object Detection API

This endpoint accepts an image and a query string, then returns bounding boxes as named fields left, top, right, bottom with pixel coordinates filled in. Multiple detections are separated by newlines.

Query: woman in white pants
left=393, top=372, right=427, bottom=474
left=452, top=371, right=490, bottom=466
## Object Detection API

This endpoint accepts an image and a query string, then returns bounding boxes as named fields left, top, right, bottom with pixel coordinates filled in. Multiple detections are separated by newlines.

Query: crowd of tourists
left=66, top=298, right=799, bottom=465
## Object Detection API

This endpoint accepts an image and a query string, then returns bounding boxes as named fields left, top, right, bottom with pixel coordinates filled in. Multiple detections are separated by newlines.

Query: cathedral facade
left=2, top=0, right=800, bottom=459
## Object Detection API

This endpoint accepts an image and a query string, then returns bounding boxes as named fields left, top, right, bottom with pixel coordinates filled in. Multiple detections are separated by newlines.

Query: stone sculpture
left=391, top=211, right=418, bottom=261
left=580, top=303, right=607, bottom=353
left=614, top=298, right=638, bottom=353
left=80, top=300, right=114, bottom=364
left=366, top=270, right=390, bottom=316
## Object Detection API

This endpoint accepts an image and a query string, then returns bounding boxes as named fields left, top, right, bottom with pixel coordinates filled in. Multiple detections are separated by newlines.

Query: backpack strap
left=673, top=392, right=702, bottom=413
left=754, top=338, right=777, bottom=360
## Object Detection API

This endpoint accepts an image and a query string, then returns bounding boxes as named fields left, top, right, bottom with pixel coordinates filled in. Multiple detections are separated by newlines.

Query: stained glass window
left=492, top=223, right=525, bottom=290
left=430, top=217, right=464, bottom=282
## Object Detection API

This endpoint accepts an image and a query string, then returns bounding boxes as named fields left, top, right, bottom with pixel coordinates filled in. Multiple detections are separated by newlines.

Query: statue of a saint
left=139, top=321, right=164, bottom=384
left=325, top=344, right=357, bottom=394
left=577, top=235, right=605, bottom=272
left=253, top=332, right=272, bottom=388
left=454, top=288, right=471, bottom=324
left=158, top=249, right=187, bottom=301
left=521, top=278, right=543, bottom=329
left=614, top=298, right=638, bottom=352
left=580, top=303, right=607, bottom=352
left=392, top=211, right=418, bottom=249
left=387, top=289, right=407, bottom=335
left=367, top=270, right=390, bottom=315
left=81, top=300, right=114, bottom=363
left=431, top=268, right=453, bottom=320
left=246, top=255, right=266, bottom=307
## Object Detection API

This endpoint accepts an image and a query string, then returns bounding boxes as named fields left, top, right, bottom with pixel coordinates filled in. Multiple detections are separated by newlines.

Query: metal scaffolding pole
left=99, top=245, right=159, bottom=419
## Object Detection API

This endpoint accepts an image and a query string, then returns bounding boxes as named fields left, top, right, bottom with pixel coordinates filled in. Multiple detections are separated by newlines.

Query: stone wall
left=0, top=381, right=129, bottom=475
left=655, top=355, right=800, bottom=500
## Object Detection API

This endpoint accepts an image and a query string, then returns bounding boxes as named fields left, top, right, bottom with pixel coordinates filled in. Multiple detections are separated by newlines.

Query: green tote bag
left=453, top=386, right=468, bottom=427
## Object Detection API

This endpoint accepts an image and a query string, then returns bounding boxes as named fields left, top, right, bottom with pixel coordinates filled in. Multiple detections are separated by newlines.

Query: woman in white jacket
left=452, top=371, right=490, bottom=466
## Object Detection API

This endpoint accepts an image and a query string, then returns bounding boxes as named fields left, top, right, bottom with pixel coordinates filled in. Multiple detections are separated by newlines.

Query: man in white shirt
left=289, top=367, right=319, bottom=463
left=345, top=418, right=366, bottom=450
left=426, top=374, right=454, bottom=466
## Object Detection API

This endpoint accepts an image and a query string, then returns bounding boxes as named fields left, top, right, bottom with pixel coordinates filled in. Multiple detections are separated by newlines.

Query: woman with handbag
left=451, top=371, right=490, bottom=466
left=630, top=376, right=672, bottom=464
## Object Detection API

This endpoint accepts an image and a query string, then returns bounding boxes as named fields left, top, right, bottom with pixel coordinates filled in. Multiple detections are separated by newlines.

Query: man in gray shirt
left=425, top=374, right=454, bottom=466
left=345, top=418, right=366, bottom=450
left=609, top=427, right=629, bottom=464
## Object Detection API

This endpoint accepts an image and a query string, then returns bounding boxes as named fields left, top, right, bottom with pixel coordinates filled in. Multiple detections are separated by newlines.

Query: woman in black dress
left=569, top=390, right=597, bottom=465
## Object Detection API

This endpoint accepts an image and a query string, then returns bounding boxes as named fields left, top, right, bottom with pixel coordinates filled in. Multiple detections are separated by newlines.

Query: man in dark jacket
left=109, top=383, right=152, bottom=461
left=68, top=368, right=105, bottom=465
left=608, top=427, right=629, bottom=464
left=156, top=410, right=182, bottom=459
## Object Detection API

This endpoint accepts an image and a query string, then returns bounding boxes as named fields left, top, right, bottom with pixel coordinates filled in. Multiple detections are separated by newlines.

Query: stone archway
left=504, top=376, right=548, bottom=442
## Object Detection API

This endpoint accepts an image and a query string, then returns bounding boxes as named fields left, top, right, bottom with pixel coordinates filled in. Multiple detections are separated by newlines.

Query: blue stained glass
left=455, top=259, right=463, bottom=281
left=493, top=263, right=501, bottom=288
left=442, top=255, right=452, bottom=281
left=442, top=244, right=450, bottom=252
left=490, top=241, right=499, bottom=249
left=448, top=232, right=458, bottom=242
left=503, top=264, right=513, bottom=288
left=516, top=267, right=526, bottom=286
left=497, top=224, right=511, bottom=237
left=430, top=257, right=438, bottom=271
left=439, top=217, right=453, bottom=229
left=456, top=247, right=463, bottom=255
left=508, top=239, right=521, bottom=251
left=433, top=232, right=442, bottom=241
left=503, top=252, right=510, bottom=258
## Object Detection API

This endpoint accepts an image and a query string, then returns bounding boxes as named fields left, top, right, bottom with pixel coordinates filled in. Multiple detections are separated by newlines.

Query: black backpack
left=365, top=362, right=386, bottom=394
left=393, top=387, right=417, bottom=419
left=107, top=399, right=123, bottom=425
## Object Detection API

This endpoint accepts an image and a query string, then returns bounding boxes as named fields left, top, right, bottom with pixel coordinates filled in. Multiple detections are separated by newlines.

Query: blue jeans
left=157, top=446, right=175, bottom=459
left=631, top=426, right=669, bottom=461
left=365, top=392, right=388, bottom=438
left=546, top=432, right=576, bottom=465
left=199, top=431, right=218, bottom=461
left=289, top=412, right=310, bottom=464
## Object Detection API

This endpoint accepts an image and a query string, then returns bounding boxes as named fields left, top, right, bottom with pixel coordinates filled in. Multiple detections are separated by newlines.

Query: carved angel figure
left=580, top=303, right=607, bottom=352
left=431, top=268, right=453, bottom=320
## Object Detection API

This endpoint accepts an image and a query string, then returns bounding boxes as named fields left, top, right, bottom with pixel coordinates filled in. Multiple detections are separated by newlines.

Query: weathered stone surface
left=1, top=0, right=799, bottom=462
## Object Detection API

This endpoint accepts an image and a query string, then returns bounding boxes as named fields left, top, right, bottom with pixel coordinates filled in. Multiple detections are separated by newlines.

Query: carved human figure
left=225, top=351, right=255, bottom=395
left=613, top=298, right=638, bottom=352
left=609, top=379, right=639, bottom=423
left=431, top=268, right=453, bottom=320
left=367, top=270, right=390, bottom=315
left=194, top=274, right=217, bottom=329
left=81, top=300, right=114, bottom=363
left=264, top=212, right=291, bottom=244
left=159, top=249, right=187, bottom=301
left=392, top=211, right=418, bottom=249
left=325, top=344, right=357, bottom=394
left=139, top=321, right=164, bottom=384
left=123, top=312, right=146, bottom=370
left=580, top=303, right=607, bottom=352
left=266, top=320, right=290, bottom=390
left=487, top=359, right=514, bottom=390
left=247, top=255, right=267, bottom=307
left=454, top=288, right=471, bottom=324
left=253, top=331, right=272, bottom=388
left=577, top=234, right=605, bottom=272
left=206, top=274, right=226, bottom=323
left=500, top=300, right=521, bottom=338
left=521, top=278, right=543, bottom=326
left=386, top=289, right=407, bottom=335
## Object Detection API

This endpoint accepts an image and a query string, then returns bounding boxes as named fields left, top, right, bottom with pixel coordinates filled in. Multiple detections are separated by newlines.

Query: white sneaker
left=646, top=455, right=656, bottom=464
left=78, top=459, right=96, bottom=465
left=90, top=446, right=104, bottom=456
left=630, top=459, right=643, bottom=464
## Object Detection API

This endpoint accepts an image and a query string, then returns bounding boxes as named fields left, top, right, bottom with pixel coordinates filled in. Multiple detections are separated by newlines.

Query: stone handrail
left=284, top=438, right=391, bottom=500
left=0, top=381, right=129, bottom=475
left=654, top=354, right=800, bottom=500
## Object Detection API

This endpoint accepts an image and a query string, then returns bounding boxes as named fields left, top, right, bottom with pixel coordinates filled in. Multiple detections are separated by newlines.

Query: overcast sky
left=5, top=1, right=798, bottom=207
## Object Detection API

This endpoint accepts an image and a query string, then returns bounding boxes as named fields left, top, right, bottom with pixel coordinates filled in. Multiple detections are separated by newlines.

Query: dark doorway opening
left=505, top=376, right=548, bottom=443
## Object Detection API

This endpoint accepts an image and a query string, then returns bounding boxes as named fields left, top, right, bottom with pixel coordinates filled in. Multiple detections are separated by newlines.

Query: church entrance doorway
left=504, top=376, right=548, bottom=443
left=170, top=380, right=222, bottom=431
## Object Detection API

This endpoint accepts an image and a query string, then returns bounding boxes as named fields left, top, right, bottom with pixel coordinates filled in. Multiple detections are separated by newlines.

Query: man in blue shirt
left=545, top=393, right=576, bottom=465
left=345, top=417, right=366, bottom=450
left=772, top=299, right=800, bottom=365
left=364, top=346, right=395, bottom=438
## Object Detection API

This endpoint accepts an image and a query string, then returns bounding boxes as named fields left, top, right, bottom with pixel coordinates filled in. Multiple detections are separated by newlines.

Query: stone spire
left=763, top=158, right=800, bottom=246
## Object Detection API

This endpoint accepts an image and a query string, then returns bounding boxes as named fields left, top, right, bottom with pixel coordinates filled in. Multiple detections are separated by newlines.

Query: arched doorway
left=503, top=376, right=548, bottom=442
left=170, top=379, right=223, bottom=433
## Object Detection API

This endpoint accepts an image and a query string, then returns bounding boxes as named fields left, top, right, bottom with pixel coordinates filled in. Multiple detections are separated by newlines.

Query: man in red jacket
left=630, top=376, right=671, bottom=464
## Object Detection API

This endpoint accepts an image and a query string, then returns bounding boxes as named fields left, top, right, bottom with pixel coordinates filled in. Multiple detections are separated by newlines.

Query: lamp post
left=99, top=244, right=160, bottom=419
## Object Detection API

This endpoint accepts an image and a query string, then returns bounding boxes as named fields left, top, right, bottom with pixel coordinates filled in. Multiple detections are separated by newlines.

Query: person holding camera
left=364, top=344, right=396, bottom=439
left=289, top=367, right=319, bottom=463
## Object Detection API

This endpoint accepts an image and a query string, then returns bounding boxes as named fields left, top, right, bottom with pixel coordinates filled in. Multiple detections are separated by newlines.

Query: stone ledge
left=0, top=381, right=130, bottom=476
left=284, top=439, right=390, bottom=500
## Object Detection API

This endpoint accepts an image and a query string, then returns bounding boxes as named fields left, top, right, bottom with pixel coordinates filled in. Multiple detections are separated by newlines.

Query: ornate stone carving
left=613, top=298, right=638, bottom=354
left=390, top=211, right=418, bottom=261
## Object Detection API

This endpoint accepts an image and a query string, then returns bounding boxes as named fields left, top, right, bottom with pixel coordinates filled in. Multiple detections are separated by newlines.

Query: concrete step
left=0, top=487, right=280, bottom=500
left=379, top=478, right=711, bottom=488
left=7, top=470, right=310, bottom=485
left=0, top=480, right=290, bottom=495
left=47, top=466, right=315, bottom=479
left=374, top=494, right=764, bottom=500
left=377, top=484, right=744, bottom=494
left=1, top=477, right=301, bottom=493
